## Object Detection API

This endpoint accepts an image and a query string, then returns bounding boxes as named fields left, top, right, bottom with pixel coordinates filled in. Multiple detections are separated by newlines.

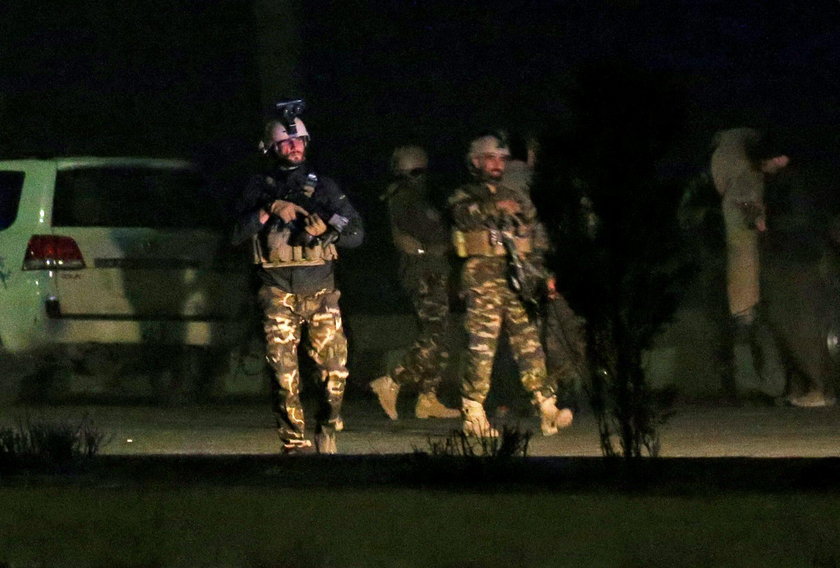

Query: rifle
left=264, top=172, right=349, bottom=247
left=495, top=214, right=544, bottom=306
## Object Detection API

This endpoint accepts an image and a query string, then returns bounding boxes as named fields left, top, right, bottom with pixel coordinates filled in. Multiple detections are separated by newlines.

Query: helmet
left=259, top=118, right=310, bottom=154
left=466, top=133, right=510, bottom=178
left=390, top=145, right=428, bottom=176
left=267, top=118, right=310, bottom=142
left=467, top=133, right=510, bottom=161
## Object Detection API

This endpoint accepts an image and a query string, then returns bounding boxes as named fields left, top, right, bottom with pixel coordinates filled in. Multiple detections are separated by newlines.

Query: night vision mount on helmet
left=275, top=99, right=306, bottom=136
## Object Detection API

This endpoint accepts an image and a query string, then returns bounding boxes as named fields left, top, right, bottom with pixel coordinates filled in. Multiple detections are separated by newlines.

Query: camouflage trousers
left=462, top=273, right=552, bottom=404
left=392, top=272, right=450, bottom=394
left=258, top=286, right=348, bottom=444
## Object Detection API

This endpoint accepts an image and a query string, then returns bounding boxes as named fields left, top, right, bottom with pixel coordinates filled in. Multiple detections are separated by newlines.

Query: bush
left=0, top=413, right=109, bottom=471
left=418, top=425, right=532, bottom=459
left=531, top=61, right=695, bottom=458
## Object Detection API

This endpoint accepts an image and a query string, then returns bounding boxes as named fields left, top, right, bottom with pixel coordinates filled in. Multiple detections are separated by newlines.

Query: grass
left=0, top=414, right=837, bottom=567
left=0, top=487, right=838, bottom=567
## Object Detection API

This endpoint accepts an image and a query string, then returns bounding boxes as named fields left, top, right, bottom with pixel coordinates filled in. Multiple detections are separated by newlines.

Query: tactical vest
left=452, top=228, right=533, bottom=258
left=252, top=227, right=338, bottom=268
left=251, top=170, right=339, bottom=267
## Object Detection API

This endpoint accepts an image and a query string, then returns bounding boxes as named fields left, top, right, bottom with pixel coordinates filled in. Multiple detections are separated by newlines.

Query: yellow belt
left=452, top=229, right=533, bottom=258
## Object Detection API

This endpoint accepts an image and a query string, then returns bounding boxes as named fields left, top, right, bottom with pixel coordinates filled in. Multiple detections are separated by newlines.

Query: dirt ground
left=1, top=396, right=837, bottom=458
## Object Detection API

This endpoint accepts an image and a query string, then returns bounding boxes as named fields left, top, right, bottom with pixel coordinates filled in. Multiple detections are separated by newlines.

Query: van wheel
left=66, top=344, right=127, bottom=397
left=16, top=351, right=73, bottom=403
left=70, top=344, right=125, bottom=380
left=150, top=346, right=227, bottom=405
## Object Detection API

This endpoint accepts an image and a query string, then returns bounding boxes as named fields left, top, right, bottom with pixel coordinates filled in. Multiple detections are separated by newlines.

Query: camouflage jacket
left=384, top=179, right=452, bottom=292
left=448, top=180, right=548, bottom=287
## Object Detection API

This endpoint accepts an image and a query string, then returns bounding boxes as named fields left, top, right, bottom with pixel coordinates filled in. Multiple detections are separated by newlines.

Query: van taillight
left=23, top=235, right=86, bottom=270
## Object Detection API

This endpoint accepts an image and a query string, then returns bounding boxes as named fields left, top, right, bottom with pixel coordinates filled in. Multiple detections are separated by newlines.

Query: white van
left=0, top=157, right=253, bottom=401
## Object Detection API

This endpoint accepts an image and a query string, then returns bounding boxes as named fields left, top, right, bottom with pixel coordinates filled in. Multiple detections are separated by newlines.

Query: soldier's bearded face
left=276, top=137, right=307, bottom=165
left=472, top=152, right=507, bottom=181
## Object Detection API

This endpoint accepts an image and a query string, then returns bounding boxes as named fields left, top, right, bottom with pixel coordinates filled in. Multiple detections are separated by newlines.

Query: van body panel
left=0, top=157, right=251, bottom=355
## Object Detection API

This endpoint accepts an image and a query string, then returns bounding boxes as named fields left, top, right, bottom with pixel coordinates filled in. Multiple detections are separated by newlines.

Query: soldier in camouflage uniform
left=369, top=146, right=460, bottom=420
left=449, top=132, right=573, bottom=437
left=232, top=110, right=363, bottom=454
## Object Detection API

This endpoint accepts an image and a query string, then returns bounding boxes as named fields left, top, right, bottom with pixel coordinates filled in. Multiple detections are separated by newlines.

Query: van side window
left=0, top=171, right=25, bottom=231
left=53, top=167, right=222, bottom=229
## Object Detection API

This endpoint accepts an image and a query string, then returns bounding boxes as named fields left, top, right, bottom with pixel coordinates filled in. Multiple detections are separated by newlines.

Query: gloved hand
left=304, top=214, right=328, bottom=236
left=269, top=200, right=308, bottom=223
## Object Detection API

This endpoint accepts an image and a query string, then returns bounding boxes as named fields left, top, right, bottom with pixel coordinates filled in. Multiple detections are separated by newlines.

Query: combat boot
left=315, top=430, right=337, bottom=454
left=534, top=392, right=574, bottom=436
left=370, top=375, right=400, bottom=420
left=461, top=398, right=499, bottom=438
left=415, top=392, right=460, bottom=419
left=787, top=391, right=836, bottom=408
left=281, top=438, right=313, bottom=455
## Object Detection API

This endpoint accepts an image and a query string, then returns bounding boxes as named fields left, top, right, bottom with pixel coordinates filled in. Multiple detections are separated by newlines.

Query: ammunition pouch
left=252, top=228, right=338, bottom=268
left=452, top=229, right=533, bottom=258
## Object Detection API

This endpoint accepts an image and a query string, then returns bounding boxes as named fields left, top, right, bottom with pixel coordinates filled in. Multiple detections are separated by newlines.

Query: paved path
left=1, top=398, right=838, bottom=458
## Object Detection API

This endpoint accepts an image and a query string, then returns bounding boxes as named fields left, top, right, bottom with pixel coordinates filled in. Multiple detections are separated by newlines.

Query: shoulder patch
left=303, top=172, right=318, bottom=197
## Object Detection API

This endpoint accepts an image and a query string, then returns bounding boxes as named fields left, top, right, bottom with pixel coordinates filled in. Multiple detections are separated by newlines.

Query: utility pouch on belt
left=252, top=228, right=338, bottom=268
left=452, top=229, right=533, bottom=258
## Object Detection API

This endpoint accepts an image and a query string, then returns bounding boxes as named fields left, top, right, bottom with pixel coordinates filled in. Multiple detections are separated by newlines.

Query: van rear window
left=0, top=171, right=25, bottom=230
left=52, top=167, right=222, bottom=229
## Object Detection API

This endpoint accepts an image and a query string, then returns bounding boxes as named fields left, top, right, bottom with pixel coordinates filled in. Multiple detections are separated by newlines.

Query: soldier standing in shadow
left=710, top=127, right=789, bottom=404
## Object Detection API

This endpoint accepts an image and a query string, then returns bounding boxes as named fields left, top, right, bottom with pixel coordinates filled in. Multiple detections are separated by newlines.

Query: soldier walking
left=448, top=131, right=573, bottom=437
left=232, top=101, right=364, bottom=454
left=369, top=146, right=460, bottom=420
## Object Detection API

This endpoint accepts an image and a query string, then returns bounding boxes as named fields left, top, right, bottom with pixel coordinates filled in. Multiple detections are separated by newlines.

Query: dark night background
left=2, top=0, right=840, bottom=313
